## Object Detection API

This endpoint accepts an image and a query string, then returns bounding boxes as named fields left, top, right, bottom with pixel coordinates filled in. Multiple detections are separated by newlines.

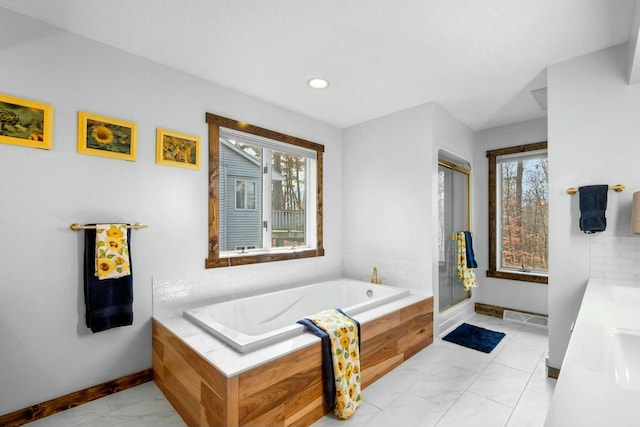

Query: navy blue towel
left=579, top=185, right=608, bottom=234
left=297, top=318, right=334, bottom=407
left=297, top=309, right=360, bottom=409
left=84, top=226, right=133, bottom=332
left=463, top=231, right=478, bottom=268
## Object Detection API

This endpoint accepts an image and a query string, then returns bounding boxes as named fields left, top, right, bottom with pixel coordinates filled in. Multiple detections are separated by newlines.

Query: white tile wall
left=589, top=235, right=640, bottom=281
left=152, top=259, right=340, bottom=318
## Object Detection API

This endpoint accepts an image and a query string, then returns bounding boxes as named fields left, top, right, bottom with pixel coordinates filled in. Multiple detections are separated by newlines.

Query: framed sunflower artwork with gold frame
left=156, top=128, right=200, bottom=170
left=0, top=93, right=53, bottom=150
left=77, top=111, right=137, bottom=161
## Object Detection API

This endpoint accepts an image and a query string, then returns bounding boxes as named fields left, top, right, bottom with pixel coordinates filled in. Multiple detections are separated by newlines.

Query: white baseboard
left=437, top=299, right=475, bottom=338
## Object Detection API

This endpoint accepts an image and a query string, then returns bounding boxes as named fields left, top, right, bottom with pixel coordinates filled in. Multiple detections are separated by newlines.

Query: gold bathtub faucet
left=370, top=266, right=383, bottom=284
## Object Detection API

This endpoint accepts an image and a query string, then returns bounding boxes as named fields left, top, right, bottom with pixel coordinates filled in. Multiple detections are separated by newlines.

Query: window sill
left=486, top=270, right=548, bottom=284
left=205, top=248, right=324, bottom=268
left=222, top=246, right=312, bottom=256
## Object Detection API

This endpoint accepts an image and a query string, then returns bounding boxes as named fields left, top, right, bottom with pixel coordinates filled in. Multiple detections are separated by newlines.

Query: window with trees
left=205, top=113, right=324, bottom=268
left=487, top=141, right=548, bottom=284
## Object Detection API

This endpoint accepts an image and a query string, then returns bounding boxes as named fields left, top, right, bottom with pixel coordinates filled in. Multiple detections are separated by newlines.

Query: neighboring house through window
left=487, top=141, right=548, bottom=284
left=205, top=113, right=324, bottom=268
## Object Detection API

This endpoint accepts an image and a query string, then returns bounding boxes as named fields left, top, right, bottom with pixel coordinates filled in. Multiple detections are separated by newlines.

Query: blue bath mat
left=443, top=323, right=505, bottom=353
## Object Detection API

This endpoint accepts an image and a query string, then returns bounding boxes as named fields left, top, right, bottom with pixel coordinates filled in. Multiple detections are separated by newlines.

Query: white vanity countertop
left=154, top=293, right=428, bottom=378
left=545, top=277, right=640, bottom=427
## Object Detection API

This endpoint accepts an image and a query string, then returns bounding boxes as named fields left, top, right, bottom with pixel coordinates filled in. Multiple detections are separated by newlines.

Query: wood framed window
left=487, top=141, right=548, bottom=284
left=205, top=113, right=324, bottom=268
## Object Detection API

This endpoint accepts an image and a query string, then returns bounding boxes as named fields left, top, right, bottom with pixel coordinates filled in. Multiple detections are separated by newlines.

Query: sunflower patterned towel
left=95, top=224, right=131, bottom=280
left=299, top=309, right=362, bottom=420
left=457, top=231, right=477, bottom=290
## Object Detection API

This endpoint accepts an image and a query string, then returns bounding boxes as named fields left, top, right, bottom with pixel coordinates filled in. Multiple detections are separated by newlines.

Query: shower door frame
left=438, top=158, right=472, bottom=313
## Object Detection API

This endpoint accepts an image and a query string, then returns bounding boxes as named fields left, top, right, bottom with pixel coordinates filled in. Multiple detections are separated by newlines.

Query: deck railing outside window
left=272, top=210, right=305, bottom=231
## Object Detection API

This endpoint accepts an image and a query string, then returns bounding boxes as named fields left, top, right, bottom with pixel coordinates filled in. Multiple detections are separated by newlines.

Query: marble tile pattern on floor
left=313, top=314, right=556, bottom=427
left=25, top=314, right=554, bottom=427
left=26, top=382, right=186, bottom=427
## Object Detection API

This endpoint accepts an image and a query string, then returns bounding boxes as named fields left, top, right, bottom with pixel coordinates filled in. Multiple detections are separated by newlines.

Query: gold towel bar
left=69, top=223, right=148, bottom=231
left=566, top=184, right=625, bottom=195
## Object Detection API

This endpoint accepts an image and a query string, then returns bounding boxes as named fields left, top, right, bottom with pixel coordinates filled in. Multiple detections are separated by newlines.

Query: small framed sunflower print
left=77, top=111, right=137, bottom=161
left=0, top=93, right=53, bottom=150
left=156, top=128, right=200, bottom=170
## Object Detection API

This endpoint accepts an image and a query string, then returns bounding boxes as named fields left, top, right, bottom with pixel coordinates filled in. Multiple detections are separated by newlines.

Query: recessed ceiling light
left=308, top=78, right=329, bottom=90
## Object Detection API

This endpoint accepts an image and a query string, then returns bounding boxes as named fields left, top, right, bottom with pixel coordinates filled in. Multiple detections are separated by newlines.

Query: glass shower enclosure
left=438, top=158, right=471, bottom=312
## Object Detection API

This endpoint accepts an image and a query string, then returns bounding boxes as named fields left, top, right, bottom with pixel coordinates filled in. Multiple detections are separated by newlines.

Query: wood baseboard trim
left=474, top=302, right=547, bottom=320
left=474, top=302, right=505, bottom=318
left=0, top=369, right=153, bottom=427
left=547, top=365, right=561, bottom=379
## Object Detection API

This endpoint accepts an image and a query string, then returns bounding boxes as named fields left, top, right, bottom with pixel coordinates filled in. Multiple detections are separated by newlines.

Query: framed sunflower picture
left=0, top=93, right=53, bottom=150
left=77, top=111, right=137, bottom=161
left=156, top=128, right=200, bottom=170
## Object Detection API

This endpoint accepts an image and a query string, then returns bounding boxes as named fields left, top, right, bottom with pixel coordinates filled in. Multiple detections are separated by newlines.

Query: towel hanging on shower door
left=456, top=231, right=477, bottom=291
left=463, top=231, right=477, bottom=268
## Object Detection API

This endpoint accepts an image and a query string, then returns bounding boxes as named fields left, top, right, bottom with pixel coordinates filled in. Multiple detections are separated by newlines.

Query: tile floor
left=312, top=314, right=555, bottom=427
left=27, top=314, right=555, bottom=427
left=26, top=381, right=184, bottom=427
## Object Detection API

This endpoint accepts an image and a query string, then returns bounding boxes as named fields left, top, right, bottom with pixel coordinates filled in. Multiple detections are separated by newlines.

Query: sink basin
left=607, top=328, right=640, bottom=390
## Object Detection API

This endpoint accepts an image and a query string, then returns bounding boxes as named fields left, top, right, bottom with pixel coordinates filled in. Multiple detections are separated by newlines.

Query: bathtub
left=183, top=279, right=410, bottom=353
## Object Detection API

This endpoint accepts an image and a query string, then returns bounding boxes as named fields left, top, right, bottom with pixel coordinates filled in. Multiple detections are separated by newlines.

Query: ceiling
left=0, top=0, right=635, bottom=130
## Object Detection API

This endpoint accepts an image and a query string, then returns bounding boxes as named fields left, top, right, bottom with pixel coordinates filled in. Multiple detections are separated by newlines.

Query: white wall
left=0, top=10, right=343, bottom=414
left=341, top=102, right=475, bottom=328
left=342, top=103, right=436, bottom=293
left=473, top=118, right=549, bottom=315
left=547, top=43, right=640, bottom=369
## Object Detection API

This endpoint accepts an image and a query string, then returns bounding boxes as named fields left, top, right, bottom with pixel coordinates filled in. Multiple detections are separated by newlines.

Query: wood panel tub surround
left=153, top=297, right=433, bottom=427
